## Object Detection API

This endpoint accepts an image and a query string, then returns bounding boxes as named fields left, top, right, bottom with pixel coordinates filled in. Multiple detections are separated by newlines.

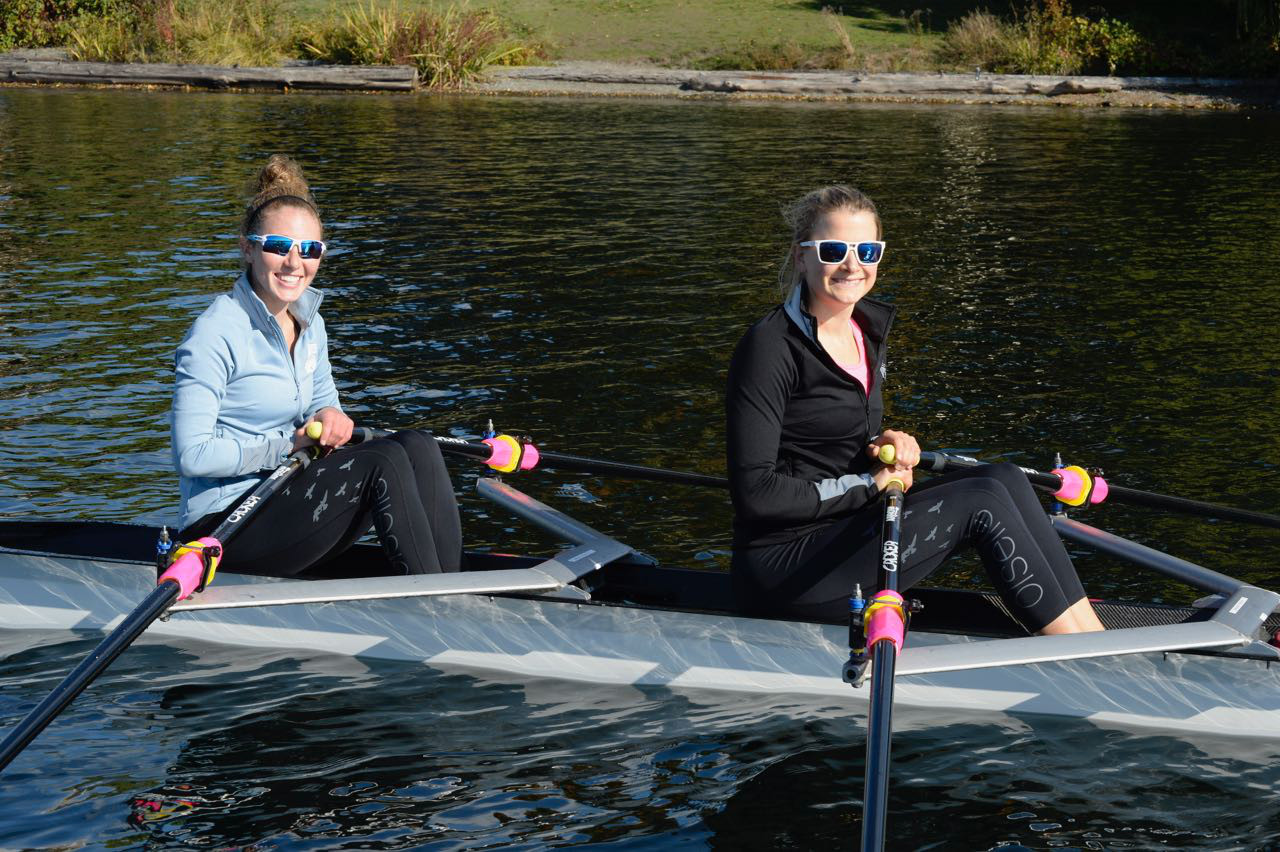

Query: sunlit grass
left=301, top=2, right=543, bottom=88
left=68, top=0, right=297, bottom=64
left=285, top=0, right=952, bottom=70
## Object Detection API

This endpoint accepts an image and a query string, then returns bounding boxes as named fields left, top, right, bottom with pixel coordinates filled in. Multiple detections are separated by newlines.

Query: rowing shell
left=2, top=479, right=1278, bottom=741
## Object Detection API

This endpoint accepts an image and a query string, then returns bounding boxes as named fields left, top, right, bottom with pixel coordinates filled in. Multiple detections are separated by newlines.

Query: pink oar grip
left=1089, top=476, right=1109, bottom=504
left=157, top=536, right=220, bottom=601
left=519, top=443, right=540, bottom=470
left=865, top=590, right=906, bottom=653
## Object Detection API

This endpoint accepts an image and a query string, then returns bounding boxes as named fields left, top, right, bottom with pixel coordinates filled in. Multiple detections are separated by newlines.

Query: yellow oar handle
left=886, top=478, right=905, bottom=491
left=878, top=444, right=896, bottom=465
left=305, top=421, right=323, bottom=440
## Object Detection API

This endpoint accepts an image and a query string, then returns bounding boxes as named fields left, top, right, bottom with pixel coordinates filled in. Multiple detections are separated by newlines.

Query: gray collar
left=233, top=272, right=324, bottom=333
left=783, top=282, right=818, bottom=342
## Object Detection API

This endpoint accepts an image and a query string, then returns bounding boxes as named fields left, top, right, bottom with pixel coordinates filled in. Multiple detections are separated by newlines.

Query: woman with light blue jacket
left=171, top=155, right=462, bottom=576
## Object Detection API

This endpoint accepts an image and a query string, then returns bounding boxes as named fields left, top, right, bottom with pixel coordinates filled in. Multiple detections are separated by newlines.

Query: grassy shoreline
left=463, top=0, right=944, bottom=71
left=3, top=0, right=1277, bottom=84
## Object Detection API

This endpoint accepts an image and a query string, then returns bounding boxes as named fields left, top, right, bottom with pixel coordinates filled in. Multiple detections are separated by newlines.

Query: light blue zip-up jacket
left=171, top=274, right=341, bottom=527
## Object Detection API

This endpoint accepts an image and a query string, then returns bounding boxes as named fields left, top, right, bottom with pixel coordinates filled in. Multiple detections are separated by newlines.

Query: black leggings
left=732, top=463, right=1087, bottom=632
left=182, top=430, right=463, bottom=577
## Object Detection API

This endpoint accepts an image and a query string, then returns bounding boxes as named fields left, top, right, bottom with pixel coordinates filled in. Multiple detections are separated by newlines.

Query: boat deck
left=4, top=519, right=1269, bottom=648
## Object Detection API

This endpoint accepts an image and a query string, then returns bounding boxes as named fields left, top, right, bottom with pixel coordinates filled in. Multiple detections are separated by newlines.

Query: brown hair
left=240, top=154, right=322, bottom=239
left=778, top=185, right=881, bottom=296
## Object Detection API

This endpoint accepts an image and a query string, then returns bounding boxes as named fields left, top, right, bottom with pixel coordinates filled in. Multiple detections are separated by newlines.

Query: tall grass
left=55, top=0, right=540, bottom=86
left=301, top=3, right=542, bottom=88
left=823, top=6, right=859, bottom=68
left=67, top=0, right=292, bottom=65
left=936, top=10, right=1011, bottom=71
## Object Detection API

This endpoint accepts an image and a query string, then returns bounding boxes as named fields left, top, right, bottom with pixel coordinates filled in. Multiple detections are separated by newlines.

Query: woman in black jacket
left=726, top=185, right=1103, bottom=634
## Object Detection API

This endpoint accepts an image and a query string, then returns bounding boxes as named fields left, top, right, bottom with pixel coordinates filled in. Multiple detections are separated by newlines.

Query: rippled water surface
left=2, top=89, right=1280, bottom=848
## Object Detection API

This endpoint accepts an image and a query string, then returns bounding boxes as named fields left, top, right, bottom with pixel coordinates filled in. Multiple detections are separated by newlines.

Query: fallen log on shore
left=0, top=58, right=417, bottom=91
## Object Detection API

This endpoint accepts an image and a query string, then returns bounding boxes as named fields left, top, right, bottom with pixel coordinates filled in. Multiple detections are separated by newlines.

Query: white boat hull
left=3, top=551, right=1279, bottom=741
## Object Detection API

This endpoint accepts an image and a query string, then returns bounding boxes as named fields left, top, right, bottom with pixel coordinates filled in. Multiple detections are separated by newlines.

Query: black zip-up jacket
left=726, top=287, right=897, bottom=549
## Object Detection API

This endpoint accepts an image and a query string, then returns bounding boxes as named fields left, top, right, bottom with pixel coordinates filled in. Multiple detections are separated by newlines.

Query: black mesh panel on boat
left=1095, top=600, right=1206, bottom=630
left=911, top=588, right=1228, bottom=636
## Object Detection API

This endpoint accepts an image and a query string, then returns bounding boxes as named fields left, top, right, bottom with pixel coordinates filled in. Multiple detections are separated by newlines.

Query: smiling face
left=240, top=204, right=324, bottom=318
left=796, top=208, right=880, bottom=315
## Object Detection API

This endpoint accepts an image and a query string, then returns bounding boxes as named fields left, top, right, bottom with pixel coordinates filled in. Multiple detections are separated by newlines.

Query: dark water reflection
left=3, top=640, right=1279, bottom=849
left=3, top=91, right=1278, bottom=600
left=2, top=89, right=1279, bottom=846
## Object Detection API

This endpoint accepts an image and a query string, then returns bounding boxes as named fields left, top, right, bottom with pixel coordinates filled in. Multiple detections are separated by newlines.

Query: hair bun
left=240, top=154, right=321, bottom=237
left=250, top=154, right=313, bottom=204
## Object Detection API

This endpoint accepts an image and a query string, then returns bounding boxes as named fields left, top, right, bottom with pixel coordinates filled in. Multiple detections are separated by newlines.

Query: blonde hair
left=240, top=154, right=321, bottom=239
left=778, top=185, right=881, bottom=297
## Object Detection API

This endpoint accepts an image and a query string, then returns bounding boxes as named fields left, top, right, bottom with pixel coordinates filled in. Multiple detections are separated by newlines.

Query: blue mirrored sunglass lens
left=856, top=242, right=883, bottom=264
left=258, top=236, right=324, bottom=258
left=817, top=241, right=849, bottom=263
left=261, top=236, right=294, bottom=256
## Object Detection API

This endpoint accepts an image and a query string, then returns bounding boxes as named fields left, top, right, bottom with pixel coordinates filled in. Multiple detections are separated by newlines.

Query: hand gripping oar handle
left=0, top=436, right=322, bottom=774
left=917, top=450, right=1280, bottom=529
left=156, top=422, right=328, bottom=600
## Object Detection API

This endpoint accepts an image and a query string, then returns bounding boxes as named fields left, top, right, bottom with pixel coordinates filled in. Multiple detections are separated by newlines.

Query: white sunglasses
left=800, top=240, right=886, bottom=266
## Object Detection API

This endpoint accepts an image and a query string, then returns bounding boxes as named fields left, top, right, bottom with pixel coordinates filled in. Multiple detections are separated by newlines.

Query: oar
left=398, top=423, right=1279, bottom=531
left=860, top=445, right=910, bottom=851
left=348, top=426, right=729, bottom=488
left=0, top=424, right=324, bottom=773
left=917, top=450, right=1280, bottom=529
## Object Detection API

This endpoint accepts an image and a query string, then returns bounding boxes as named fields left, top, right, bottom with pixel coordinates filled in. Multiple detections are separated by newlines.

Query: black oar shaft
left=0, top=581, right=180, bottom=772
left=862, top=638, right=898, bottom=850
left=1101, top=485, right=1280, bottom=529
left=919, top=451, right=1280, bottom=530
left=205, top=448, right=315, bottom=540
left=374, top=428, right=730, bottom=489
left=515, top=447, right=726, bottom=487
left=0, top=446, right=315, bottom=774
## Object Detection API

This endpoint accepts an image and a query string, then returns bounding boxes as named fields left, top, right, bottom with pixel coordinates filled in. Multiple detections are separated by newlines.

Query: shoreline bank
left=2, top=52, right=1276, bottom=109
left=475, top=62, right=1280, bottom=110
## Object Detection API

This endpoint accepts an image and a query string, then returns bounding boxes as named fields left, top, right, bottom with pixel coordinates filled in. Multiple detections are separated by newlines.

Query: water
left=2, top=88, right=1280, bottom=847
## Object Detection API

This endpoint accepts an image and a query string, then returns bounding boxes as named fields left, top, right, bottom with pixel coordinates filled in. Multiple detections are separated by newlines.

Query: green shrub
left=939, top=2, right=1147, bottom=76
left=1, top=0, right=118, bottom=50
left=300, top=3, right=543, bottom=89
left=1012, top=1, right=1143, bottom=75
